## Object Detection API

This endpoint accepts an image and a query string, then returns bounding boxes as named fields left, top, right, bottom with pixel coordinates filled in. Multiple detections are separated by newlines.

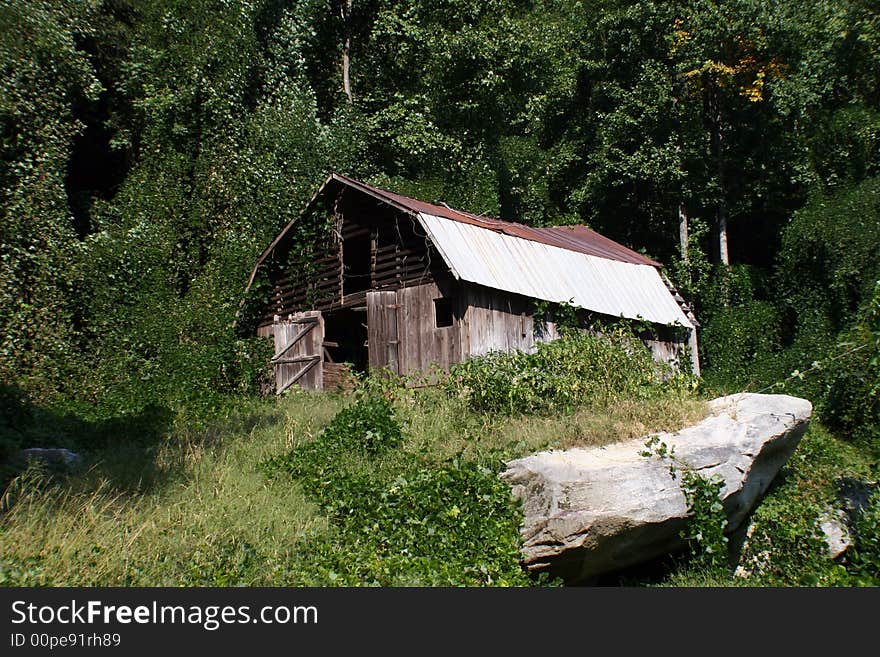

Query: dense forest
left=1, top=0, right=878, bottom=586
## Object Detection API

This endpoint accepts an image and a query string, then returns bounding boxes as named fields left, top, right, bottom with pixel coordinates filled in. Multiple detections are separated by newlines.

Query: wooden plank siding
left=460, top=284, right=535, bottom=359
left=396, top=282, right=461, bottom=378
left=360, top=282, right=465, bottom=381
left=271, top=311, right=324, bottom=392
left=642, top=334, right=689, bottom=368
left=367, top=290, right=400, bottom=374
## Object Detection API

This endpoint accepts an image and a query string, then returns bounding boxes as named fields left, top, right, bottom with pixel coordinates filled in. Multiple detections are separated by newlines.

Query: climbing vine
left=640, top=436, right=729, bottom=571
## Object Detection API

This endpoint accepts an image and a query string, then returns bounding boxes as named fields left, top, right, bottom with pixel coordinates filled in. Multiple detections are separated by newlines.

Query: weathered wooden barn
left=243, top=173, right=699, bottom=393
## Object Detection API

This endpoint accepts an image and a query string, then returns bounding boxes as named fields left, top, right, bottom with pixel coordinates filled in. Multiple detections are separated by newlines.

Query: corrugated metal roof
left=332, top=173, right=660, bottom=266
left=418, top=212, right=693, bottom=329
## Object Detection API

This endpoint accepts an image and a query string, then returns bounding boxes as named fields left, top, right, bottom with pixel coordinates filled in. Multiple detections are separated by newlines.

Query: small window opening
left=434, top=298, right=454, bottom=328
left=342, top=232, right=371, bottom=295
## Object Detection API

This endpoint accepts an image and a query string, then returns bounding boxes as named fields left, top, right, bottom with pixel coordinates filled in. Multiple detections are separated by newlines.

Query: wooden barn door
left=272, top=311, right=324, bottom=393
left=367, top=291, right=400, bottom=375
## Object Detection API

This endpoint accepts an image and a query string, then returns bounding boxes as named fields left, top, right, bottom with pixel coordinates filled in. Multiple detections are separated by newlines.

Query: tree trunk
left=340, top=0, right=352, bottom=103
left=678, top=201, right=689, bottom=263
left=715, top=119, right=730, bottom=305
left=712, top=95, right=729, bottom=267
left=688, top=327, right=701, bottom=377
left=671, top=88, right=689, bottom=267
left=717, top=203, right=729, bottom=266
left=705, top=78, right=730, bottom=305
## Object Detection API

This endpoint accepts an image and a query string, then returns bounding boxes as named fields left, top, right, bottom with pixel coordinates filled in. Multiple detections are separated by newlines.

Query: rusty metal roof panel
left=331, top=173, right=660, bottom=266
left=418, top=212, right=692, bottom=328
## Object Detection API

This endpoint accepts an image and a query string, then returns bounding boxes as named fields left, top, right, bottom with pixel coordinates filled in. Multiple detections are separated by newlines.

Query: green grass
left=403, top=387, right=707, bottom=461
left=0, top=393, right=343, bottom=586
left=0, top=379, right=706, bottom=586
left=4, top=322, right=873, bottom=588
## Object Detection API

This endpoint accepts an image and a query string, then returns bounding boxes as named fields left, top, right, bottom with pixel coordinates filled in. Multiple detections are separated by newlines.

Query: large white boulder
left=501, top=393, right=812, bottom=582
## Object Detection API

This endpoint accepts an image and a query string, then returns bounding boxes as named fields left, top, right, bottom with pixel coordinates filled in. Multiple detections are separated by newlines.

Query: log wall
left=257, top=188, right=445, bottom=327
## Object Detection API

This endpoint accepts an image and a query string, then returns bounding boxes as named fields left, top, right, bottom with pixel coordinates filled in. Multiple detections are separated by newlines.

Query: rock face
left=819, top=509, right=852, bottom=560
left=18, top=447, right=83, bottom=469
left=818, top=478, right=878, bottom=560
left=501, top=393, right=812, bottom=583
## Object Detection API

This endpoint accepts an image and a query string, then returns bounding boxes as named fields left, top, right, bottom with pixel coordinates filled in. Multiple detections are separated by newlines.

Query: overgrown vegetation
left=2, top=326, right=876, bottom=587
left=2, top=0, right=879, bottom=420
left=1, top=338, right=705, bottom=586
left=447, top=324, right=695, bottom=415
left=263, top=391, right=531, bottom=585
left=661, top=424, right=879, bottom=587
left=1, top=0, right=878, bottom=587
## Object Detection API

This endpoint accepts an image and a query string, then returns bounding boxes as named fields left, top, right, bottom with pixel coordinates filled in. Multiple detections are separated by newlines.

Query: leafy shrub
left=446, top=325, right=688, bottom=415
left=770, top=282, right=880, bottom=446
left=817, top=282, right=880, bottom=445
left=697, top=181, right=879, bottom=405
left=777, top=179, right=880, bottom=337
left=640, top=437, right=730, bottom=574
left=729, top=181, right=877, bottom=445
left=700, top=264, right=774, bottom=324
left=679, top=470, right=729, bottom=571
left=735, top=488, right=832, bottom=585
left=283, top=459, right=531, bottom=586
left=318, top=392, right=403, bottom=456
left=264, top=389, right=534, bottom=586
left=263, top=387, right=404, bottom=489
left=0, top=385, right=30, bottom=467
left=700, top=300, right=781, bottom=391
left=731, top=425, right=874, bottom=586
left=848, top=488, right=880, bottom=586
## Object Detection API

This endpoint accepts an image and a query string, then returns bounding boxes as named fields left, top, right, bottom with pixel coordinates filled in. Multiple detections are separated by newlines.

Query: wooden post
left=688, top=327, right=701, bottom=377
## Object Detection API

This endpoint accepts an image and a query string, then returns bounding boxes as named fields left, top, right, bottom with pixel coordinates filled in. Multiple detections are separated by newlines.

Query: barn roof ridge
left=244, top=172, right=668, bottom=312
left=330, top=173, right=661, bottom=267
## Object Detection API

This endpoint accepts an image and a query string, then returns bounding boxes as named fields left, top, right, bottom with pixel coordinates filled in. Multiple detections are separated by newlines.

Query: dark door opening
left=322, top=308, right=369, bottom=373
left=342, top=231, right=372, bottom=295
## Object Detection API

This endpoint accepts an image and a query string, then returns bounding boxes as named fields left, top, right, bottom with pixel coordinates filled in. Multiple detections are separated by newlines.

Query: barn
left=242, top=173, right=699, bottom=393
